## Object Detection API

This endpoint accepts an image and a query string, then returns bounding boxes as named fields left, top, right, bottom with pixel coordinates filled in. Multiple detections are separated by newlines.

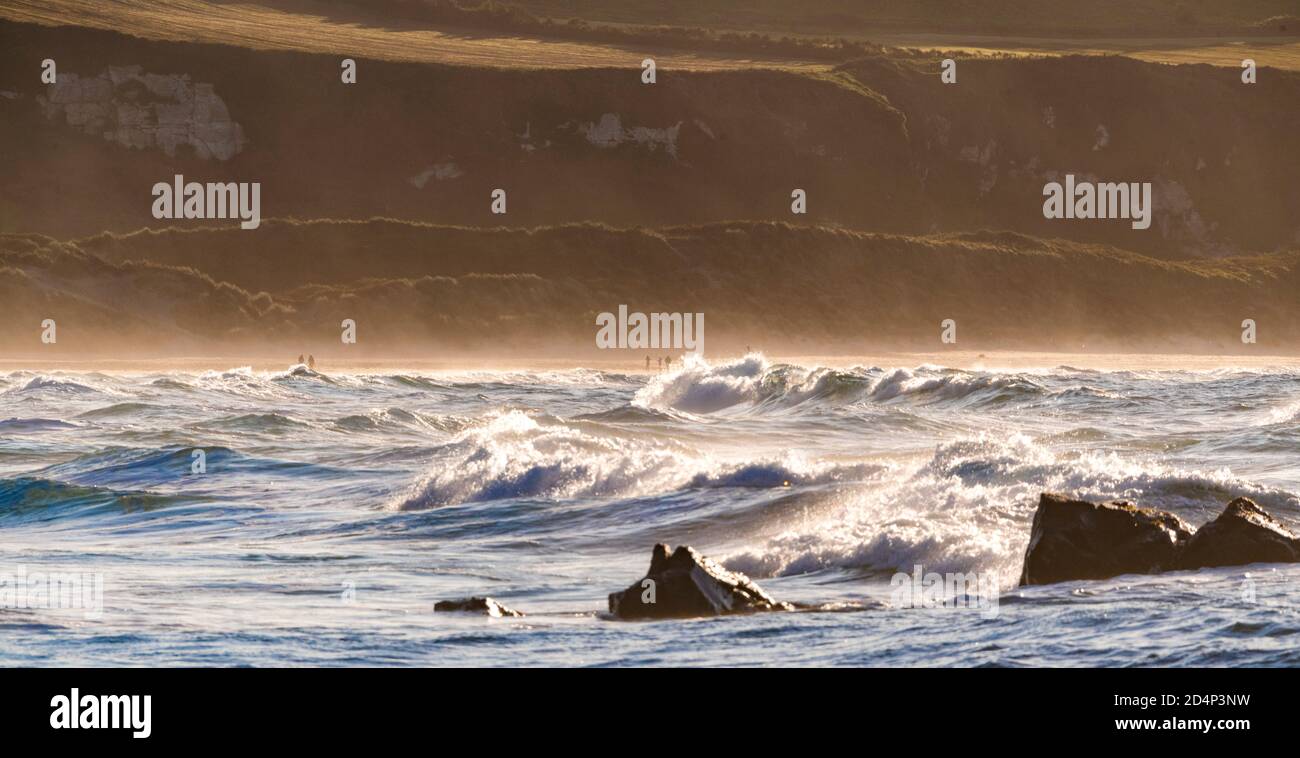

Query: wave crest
left=394, top=410, right=878, bottom=508
left=723, top=433, right=1300, bottom=586
left=632, top=355, right=1050, bottom=414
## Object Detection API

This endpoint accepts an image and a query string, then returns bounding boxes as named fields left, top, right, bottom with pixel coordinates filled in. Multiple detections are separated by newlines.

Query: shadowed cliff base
left=2, top=219, right=1296, bottom=358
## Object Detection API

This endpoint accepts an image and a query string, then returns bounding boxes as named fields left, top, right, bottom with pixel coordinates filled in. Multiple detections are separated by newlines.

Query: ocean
left=2, top=355, right=1298, bottom=666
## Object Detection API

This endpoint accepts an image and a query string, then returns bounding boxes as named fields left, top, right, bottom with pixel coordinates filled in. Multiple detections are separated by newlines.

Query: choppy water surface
left=2, top=357, right=1298, bottom=666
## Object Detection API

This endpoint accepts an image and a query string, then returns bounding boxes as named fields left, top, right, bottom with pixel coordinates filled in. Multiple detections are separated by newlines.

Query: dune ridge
left=3, top=219, right=1296, bottom=357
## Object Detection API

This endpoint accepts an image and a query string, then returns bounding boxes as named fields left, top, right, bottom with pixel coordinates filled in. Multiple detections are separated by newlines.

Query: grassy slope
left=3, top=21, right=1297, bottom=258
left=1, top=6, right=1296, bottom=357
left=5, top=0, right=1300, bottom=73
left=0, top=0, right=828, bottom=71
left=510, top=0, right=1300, bottom=38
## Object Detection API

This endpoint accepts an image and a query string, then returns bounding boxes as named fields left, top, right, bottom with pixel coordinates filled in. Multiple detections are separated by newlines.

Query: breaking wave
left=633, top=354, right=1051, bottom=414
left=393, top=410, right=881, bottom=509
left=723, top=433, right=1300, bottom=587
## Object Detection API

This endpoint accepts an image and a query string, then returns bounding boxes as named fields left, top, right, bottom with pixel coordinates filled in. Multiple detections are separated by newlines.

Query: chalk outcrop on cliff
left=38, top=65, right=245, bottom=160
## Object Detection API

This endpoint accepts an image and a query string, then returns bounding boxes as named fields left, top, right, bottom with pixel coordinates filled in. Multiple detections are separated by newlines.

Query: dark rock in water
left=1176, top=497, right=1300, bottom=570
left=434, top=596, right=523, bottom=617
left=1019, top=493, right=1193, bottom=585
left=608, top=543, right=793, bottom=619
left=1020, top=493, right=1300, bottom=585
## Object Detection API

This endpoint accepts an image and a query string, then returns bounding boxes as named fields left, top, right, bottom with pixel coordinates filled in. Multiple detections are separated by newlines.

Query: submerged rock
left=434, top=596, right=523, bottom=617
left=1020, top=493, right=1300, bottom=585
left=608, top=543, right=793, bottom=619
left=1019, top=493, right=1192, bottom=585
left=1176, top=497, right=1300, bottom=569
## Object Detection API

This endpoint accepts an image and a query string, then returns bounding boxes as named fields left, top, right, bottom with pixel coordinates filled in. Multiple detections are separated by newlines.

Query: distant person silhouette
left=297, top=354, right=304, bottom=365
left=308, top=354, right=316, bottom=370
left=665, top=355, right=673, bottom=370
left=645, top=356, right=650, bottom=370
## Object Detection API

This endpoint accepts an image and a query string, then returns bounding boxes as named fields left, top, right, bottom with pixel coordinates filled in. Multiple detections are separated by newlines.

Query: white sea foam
left=723, top=432, right=1300, bottom=588
left=633, top=354, right=1047, bottom=414
left=633, top=354, right=769, bottom=413
left=3, top=360, right=1300, bottom=666
left=1266, top=399, right=1300, bottom=425
left=393, top=410, right=880, bottom=508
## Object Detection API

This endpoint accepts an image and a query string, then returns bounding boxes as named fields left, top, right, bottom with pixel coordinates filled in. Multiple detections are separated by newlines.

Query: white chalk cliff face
left=37, top=65, right=246, bottom=160
left=578, top=113, right=682, bottom=158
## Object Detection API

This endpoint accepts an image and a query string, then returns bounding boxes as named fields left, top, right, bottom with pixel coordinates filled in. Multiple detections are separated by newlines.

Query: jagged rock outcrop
left=434, top=596, right=524, bottom=617
left=608, top=543, right=793, bottom=619
left=1175, top=497, right=1300, bottom=569
left=1018, top=493, right=1193, bottom=585
left=38, top=65, right=245, bottom=160
left=1020, top=493, right=1300, bottom=585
